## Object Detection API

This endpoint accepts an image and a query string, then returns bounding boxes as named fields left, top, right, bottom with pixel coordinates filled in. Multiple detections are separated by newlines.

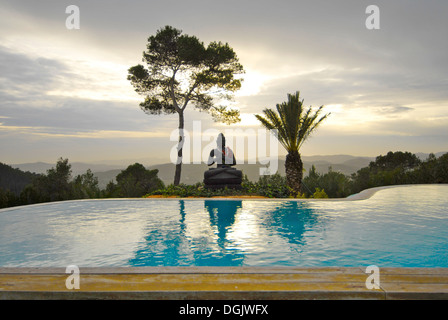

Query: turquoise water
left=0, top=185, right=447, bottom=268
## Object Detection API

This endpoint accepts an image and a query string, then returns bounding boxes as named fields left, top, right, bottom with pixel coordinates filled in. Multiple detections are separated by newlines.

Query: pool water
left=0, top=185, right=447, bottom=268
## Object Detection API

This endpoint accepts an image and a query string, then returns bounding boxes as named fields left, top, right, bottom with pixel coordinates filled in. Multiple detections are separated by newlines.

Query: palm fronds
left=255, top=91, right=330, bottom=152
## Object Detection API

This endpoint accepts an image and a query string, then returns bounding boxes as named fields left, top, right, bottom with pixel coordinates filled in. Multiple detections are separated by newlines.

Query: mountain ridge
left=8, top=152, right=447, bottom=188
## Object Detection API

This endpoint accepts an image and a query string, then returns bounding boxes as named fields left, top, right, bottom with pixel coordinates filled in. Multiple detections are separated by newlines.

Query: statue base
left=204, top=166, right=242, bottom=190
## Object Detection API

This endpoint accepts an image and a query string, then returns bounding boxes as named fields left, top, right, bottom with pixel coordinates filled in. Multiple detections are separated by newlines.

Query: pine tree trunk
left=173, top=111, right=184, bottom=186
left=285, top=151, right=303, bottom=195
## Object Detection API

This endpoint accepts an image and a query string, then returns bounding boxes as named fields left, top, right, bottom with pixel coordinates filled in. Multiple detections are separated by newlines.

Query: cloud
left=1, top=0, right=448, bottom=164
left=0, top=97, right=178, bottom=137
left=0, top=43, right=160, bottom=137
left=0, top=45, right=71, bottom=102
left=0, top=123, right=169, bottom=139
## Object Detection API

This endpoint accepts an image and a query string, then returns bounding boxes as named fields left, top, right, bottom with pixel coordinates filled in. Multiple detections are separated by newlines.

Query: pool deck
left=1, top=267, right=447, bottom=300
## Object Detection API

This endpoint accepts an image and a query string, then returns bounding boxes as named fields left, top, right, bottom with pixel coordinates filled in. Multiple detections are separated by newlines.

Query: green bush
left=147, top=173, right=298, bottom=198
left=312, top=188, right=329, bottom=198
left=255, top=173, right=292, bottom=198
left=149, top=183, right=242, bottom=198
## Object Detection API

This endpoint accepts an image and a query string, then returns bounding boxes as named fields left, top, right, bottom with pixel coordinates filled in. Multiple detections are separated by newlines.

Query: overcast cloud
left=0, top=0, right=447, bottom=165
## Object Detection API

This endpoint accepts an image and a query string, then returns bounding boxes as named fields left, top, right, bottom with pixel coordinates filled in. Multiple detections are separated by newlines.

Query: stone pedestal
left=204, top=166, right=242, bottom=189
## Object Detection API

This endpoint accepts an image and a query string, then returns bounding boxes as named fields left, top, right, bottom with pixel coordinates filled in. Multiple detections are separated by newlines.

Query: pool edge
left=1, top=267, right=447, bottom=300
left=2, top=184, right=447, bottom=213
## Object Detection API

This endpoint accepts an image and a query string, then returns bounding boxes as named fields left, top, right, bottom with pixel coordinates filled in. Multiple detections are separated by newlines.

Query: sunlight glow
left=0, top=124, right=169, bottom=139
left=233, top=113, right=261, bottom=127
left=46, top=60, right=140, bottom=102
left=236, top=70, right=271, bottom=97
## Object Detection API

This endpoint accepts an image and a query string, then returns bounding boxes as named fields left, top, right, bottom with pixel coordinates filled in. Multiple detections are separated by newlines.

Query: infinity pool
left=0, top=185, right=447, bottom=268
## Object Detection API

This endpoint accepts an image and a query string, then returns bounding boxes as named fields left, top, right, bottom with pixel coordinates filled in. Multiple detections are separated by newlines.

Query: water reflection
left=205, top=200, right=242, bottom=248
left=128, top=200, right=324, bottom=266
left=2, top=186, right=447, bottom=267
left=129, top=200, right=189, bottom=266
left=262, top=201, right=322, bottom=246
left=193, top=200, right=244, bottom=266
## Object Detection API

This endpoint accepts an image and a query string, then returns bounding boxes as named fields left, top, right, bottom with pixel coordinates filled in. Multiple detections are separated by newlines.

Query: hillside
left=93, top=169, right=123, bottom=189
left=0, top=162, right=40, bottom=195
left=146, top=155, right=374, bottom=186
left=7, top=155, right=375, bottom=188
left=10, top=152, right=445, bottom=189
left=11, top=162, right=123, bottom=176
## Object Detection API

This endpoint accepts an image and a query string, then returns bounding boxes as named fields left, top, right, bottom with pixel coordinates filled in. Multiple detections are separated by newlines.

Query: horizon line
left=6, top=151, right=447, bottom=167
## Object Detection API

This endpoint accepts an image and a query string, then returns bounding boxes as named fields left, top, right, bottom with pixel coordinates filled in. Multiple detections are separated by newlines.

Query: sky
left=1, top=0, right=447, bottom=166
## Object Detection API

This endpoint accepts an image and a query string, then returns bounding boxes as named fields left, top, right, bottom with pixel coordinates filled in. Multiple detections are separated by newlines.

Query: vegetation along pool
left=0, top=185, right=447, bottom=268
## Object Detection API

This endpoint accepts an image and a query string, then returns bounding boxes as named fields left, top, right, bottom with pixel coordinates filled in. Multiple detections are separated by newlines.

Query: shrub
left=148, top=173, right=298, bottom=198
left=312, top=188, right=329, bottom=198
left=256, top=173, right=292, bottom=198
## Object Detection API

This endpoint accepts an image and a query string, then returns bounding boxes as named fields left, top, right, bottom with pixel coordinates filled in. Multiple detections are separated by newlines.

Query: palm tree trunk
left=285, top=151, right=303, bottom=195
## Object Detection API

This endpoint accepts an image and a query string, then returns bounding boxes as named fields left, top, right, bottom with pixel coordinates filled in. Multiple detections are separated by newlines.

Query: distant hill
left=11, top=162, right=124, bottom=176
left=0, top=162, right=40, bottom=195
left=4, top=155, right=380, bottom=188
left=93, top=169, right=123, bottom=189
left=9, top=152, right=446, bottom=188
left=415, top=152, right=447, bottom=160
left=146, top=155, right=374, bottom=186
left=10, top=162, right=125, bottom=190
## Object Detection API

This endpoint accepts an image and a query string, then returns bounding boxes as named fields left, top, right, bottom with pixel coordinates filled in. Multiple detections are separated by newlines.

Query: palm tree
left=255, top=91, right=330, bottom=195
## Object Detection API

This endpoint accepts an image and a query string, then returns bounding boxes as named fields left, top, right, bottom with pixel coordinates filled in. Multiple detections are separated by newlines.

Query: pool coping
left=2, top=184, right=446, bottom=214
left=1, top=267, right=447, bottom=300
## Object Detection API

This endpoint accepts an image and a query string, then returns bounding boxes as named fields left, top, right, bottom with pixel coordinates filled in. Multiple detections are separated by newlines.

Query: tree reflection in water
left=205, top=200, right=242, bottom=248
left=128, top=200, right=324, bottom=266
left=262, top=201, right=322, bottom=247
